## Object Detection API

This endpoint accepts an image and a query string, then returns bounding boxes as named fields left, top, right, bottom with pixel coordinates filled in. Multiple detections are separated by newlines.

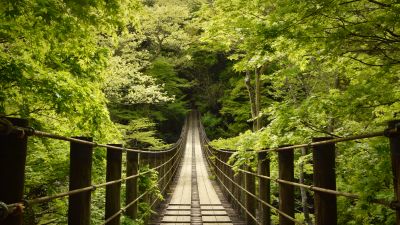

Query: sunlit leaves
left=105, top=55, right=173, bottom=105
left=202, top=0, right=399, bottom=224
left=117, top=117, right=169, bottom=149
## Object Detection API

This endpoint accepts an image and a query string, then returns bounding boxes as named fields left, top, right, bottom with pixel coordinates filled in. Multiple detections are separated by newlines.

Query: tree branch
left=367, top=0, right=392, bottom=7
left=339, top=0, right=362, bottom=5
left=348, top=56, right=389, bottom=67
left=300, top=120, right=342, bottom=138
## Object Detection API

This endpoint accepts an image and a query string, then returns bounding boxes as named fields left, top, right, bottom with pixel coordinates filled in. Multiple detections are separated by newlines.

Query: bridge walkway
left=150, top=113, right=244, bottom=225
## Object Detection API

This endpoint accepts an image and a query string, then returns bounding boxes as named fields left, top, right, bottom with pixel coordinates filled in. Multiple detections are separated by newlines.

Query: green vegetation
left=1, top=0, right=191, bottom=223
left=197, top=0, right=399, bottom=224
left=1, top=0, right=399, bottom=224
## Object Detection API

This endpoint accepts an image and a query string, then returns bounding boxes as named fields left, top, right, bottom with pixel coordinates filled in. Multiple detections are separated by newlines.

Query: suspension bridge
left=0, top=111, right=400, bottom=225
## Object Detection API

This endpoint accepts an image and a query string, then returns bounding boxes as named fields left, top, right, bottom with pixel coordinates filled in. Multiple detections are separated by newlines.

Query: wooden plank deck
left=150, top=114, right=245, bottom=225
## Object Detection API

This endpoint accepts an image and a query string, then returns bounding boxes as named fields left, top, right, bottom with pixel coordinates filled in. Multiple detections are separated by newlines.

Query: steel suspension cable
left=203, top=144, right=303, bottom=225
left=1, top=116, right=189, bottom=222
left=157, top=147, right=184, bottom=184
left=206, top=129, right=394, bottom=154
left=6, top=170, right=151, bottom=208
left=149, top=148, right=185, bottom=212
left=207, top=142, right=398, bottom=209
left=7, top=144, right=185, bottom=208
left=0, top=118, right=185, bottom=154
left=101, top=189, right=151, bottom=225
left=151, top=143, right=183, bottom=171
left=102, top=134, right=188, bottom=224
left=103, top=135, right=187, bottom=224
left=201, top=145, right=260, bottom=225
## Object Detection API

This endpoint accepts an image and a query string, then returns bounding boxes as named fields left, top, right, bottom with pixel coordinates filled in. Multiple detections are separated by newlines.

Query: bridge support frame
left=312, top=137, right=337, bottom=225
left=105, top=144, right=122, bottom=225
left=388, top=120, right=400, bottom=225
left=278, top=148, right=294, bottom=225
left=245, top=164, right=256, bottom=225
left=126, top=151, right=139, bottom=219
left=68, top=136, right=93, bottom=225
left=258, top=151, right=270, bottom=225
left=0, top=118, right=28, bottom=225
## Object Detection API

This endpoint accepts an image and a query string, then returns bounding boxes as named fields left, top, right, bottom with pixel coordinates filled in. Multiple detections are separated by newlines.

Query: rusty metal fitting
left=8, top=202, right=26, bottom=216
left=18, top=129, right=26, bottom=139
left=0, top=118, right=13, bottom=135
left=0, top=202, right=9, bottom=220
left=22, top=199, right=29, bottom=209
left=24, top=127, right=35, bottom=136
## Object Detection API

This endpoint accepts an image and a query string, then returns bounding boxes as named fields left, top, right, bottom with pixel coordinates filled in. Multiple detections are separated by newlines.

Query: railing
left=0, top=116, right=188, bottom=225
left=198, top=117, right=400, bottom=225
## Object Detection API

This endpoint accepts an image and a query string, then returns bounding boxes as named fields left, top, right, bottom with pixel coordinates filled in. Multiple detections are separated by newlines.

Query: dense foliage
left=1, top=0, right=399, bottom=224
left=1, top=0, right=192, bottom=224
left=197, top=0, right=399, bottom=224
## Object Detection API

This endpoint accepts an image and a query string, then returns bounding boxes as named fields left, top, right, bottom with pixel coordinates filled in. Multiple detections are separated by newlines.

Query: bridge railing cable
left=213, top=152, right=397, bottom=208
left=197, top=113, right=400, bottom=225
left=201, top=138, right=302, bottom=225
left=0, top=116, right=188, bottom=225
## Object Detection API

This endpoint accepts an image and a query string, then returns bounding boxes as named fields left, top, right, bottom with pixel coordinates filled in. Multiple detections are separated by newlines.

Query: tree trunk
left=244, top=70, right=257, bottom=131
left=328, top=74, right=340, bottom=133
left=255, top=68, right=261, bottom=131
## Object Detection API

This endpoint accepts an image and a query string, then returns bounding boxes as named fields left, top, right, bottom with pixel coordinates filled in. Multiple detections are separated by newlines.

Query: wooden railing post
left=312, top=137, right=337, bottom=225
left=216, top=151, right=222, bottom=186
left=171, top=147, right=179, bottom=183
left=0, top=118, right=28, bottom=225
left=161, top=152, right=166, bottom=194
left=388, top=120, right=400, bottom=225
left=126, top=150, right=138, bottom=219
left=278, top=148, right=294, bottom=225
left=140, top=152, right=151, bottom=224
left=226, top=152, right=234, bottom=203
left=168, top=149, right=174, bottom=186
left=240, top=166, right=246, bottom=216
left=258, top=151, right=270, bottom=225
left=105, top=144, right=122, bottom=225
left=154, top=152, right=163, bottom=208
left=233, top=168, right=241, bottom=212
left=245, top=164, right=256, bottom=225
left=149, top=153, right=156, bottom=207
left=68, top=137, right=93, bottom=225
left=222, top=152, right=230, bottom=202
